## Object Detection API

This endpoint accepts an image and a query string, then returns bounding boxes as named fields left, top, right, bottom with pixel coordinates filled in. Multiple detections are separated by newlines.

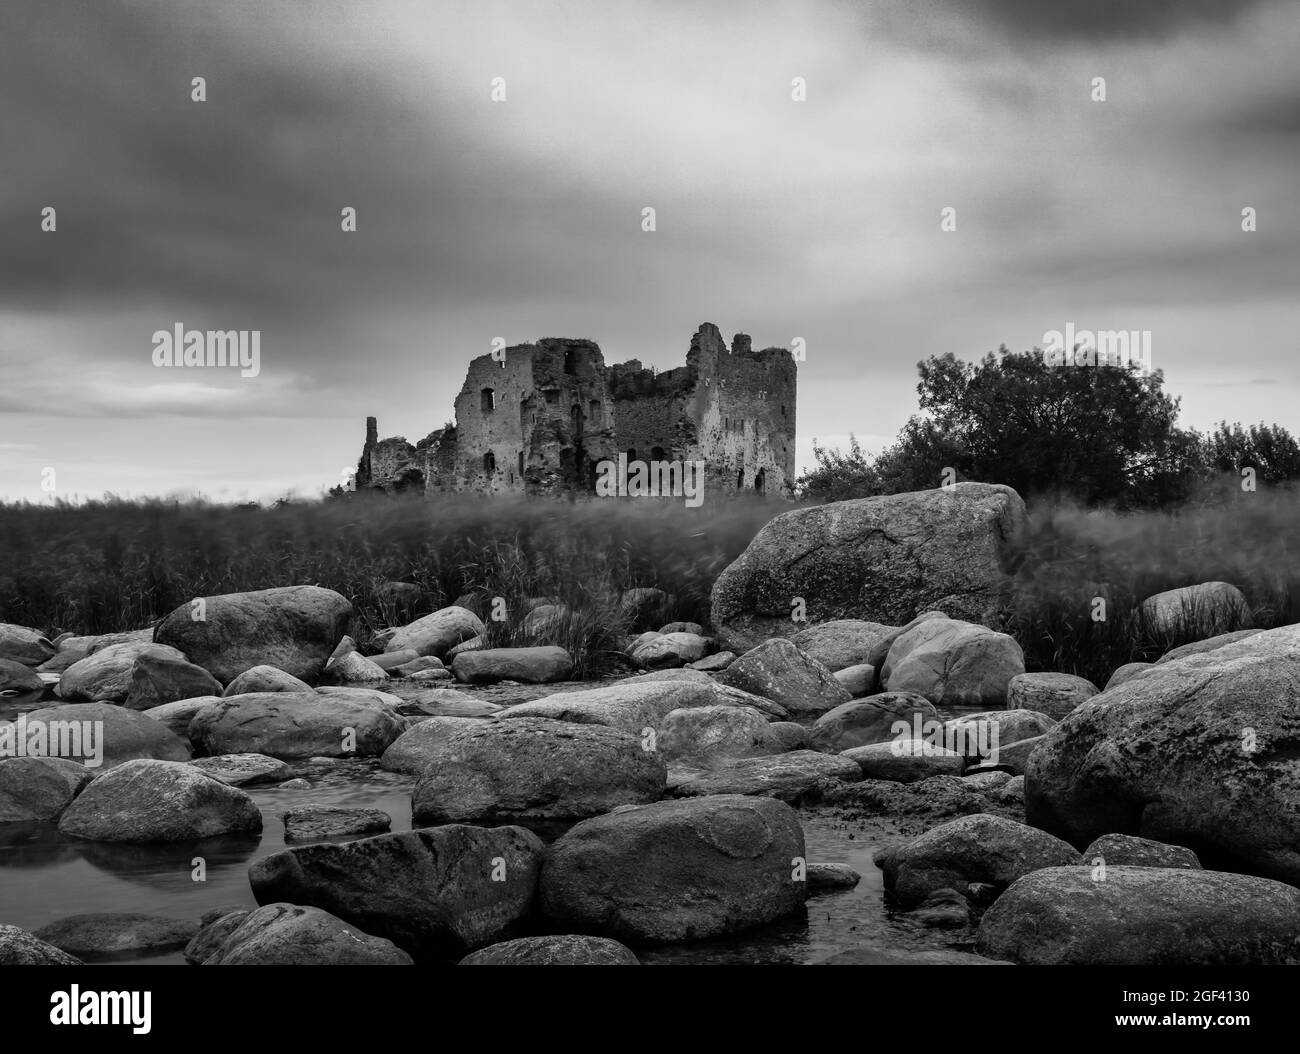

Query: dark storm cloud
left=934, top=0, right=1274, bottom=41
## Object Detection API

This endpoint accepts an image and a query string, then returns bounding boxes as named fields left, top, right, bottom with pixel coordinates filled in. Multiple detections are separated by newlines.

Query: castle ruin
left=354, top=323, right=796, bottom=498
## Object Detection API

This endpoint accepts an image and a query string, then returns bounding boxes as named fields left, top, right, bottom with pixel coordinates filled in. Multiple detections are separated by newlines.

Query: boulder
left=0, top=756, right=93, bottom=822
left=0, top=657, right=44, bottom=692
left=380, top=716, right=486, bottom=775
left=716, top=639, right=851, bottom=715
left=57, top=641, right=188, bottom=702
left=392, top=656, right=446, bottom=678
left=33, top=913, right=197, bottom=961
left=202, top=903, right=412, bottom=965
left=807, top=862, right=862, bottom=892
left=385, top=606, right=484, bottom=658
left=282, top=805, right=391, bottom=841
left=791, top=619, right=894, bottom=673
left=0, top=623, right=56, bottom=666
left=842, top=741, right=965, bottom=782
left=865, top=612, right=946, bottom=672
left=976, top=866, right=1300, bottom=964
left=520, top=604, right=569, bottom=637
left=154, top=585, right=352, bottom=685
left=1139, top=581, right=1252, bottom=639
left=406, top=689, right=500, bottom=718
left=0, top=924, right=82, bottom=965
left=248, top=825, right=544, bottom=959
left=710, top=483, right=1027, bottom=652
left=325, top=651, right=391, bottom=685
left=631, top=633, right=711, bottom=669
left=445, top=636, right=483, bottom=660
left=877, top=813, right=1080, bottom=908
left=941, top=709, right=1056, bottom=764
left=189, top=691, right=406, bottom=759
left=882, top=618, right=1024, bottom=707
left=1082, top=833, right=1201, bottom=870
left=123, top=653, right=224, bottom=710
left=451, top=646, right=574, bottom=685
left=658, top=621, right=704, bottom=636
left=57, top=759, right=262, bottom=842
left=21, top=701, right=190, bottom=769
left=1005, top=672, right=1098, bottom=720
left=539, top=795, right=807, bottom=943
left=190, top=753, right=290, bottom=787
left=375, top=581, right=430, bottom=621
left=809, top=693, right=938, bottom=753
left=410, top=718, right=666, bottom=826
left=140, top=697, right=221, bottom=743
left=657, top=705, right=801, bottom=762
left=832, top=664, right=875, bottom=697
left=184, top=907, right=250, bottom=964
left=459, top=935, right=639, bottom=965
left=36, top=629, right=151, bottom=674
left=670, top=750, right=861, bottom=802
left=223, top=665, right=313, bottom=695
left=495, top=678, right=724, bottom=734
left=1025, top=624, right=1300, bottom=884
left=365, top=649, right=420, bottom=671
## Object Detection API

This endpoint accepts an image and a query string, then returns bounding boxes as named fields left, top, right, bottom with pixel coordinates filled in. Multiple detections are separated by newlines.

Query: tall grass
left=3, top=481, right=1297, bottom=684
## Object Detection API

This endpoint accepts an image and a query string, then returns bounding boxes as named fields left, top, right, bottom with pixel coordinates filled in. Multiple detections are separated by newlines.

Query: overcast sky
left=2, top=0, right=1297, bottom=502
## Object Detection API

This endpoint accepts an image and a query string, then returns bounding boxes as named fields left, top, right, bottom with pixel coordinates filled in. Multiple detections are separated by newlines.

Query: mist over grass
left=2, top=480, right=1294, bottom=683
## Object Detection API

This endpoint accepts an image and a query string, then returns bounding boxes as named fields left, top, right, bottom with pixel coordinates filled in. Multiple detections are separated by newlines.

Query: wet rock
left=815, top=945, right=1009, bottom=965
left=0, top=756, right=93, bottom=822
left=1082, top=833, right=1201, bottom=870
left=976, top=866, right=1300, bottom=964
left=57, top=759, right=262, bottom=842
left=792, top=619, right=895, bottom=674
left=1155, top=628, right=1265, bottom=664
left=325, top=651, right=391, bottom=685
left=0, top=924, right=82, bottom=965
left=282, top=805, right=391, bottom=841
left=410, top=718, right=666, bottom=826
left=842, top=741, right=965, bottom=782
left=0, top=657, right=44, bottom=692
left=540, top=795, right=807, bottom=943
left=688, top=651, right=735, bottom=672
left=140, top=697, right=221, bottom=743
left=807, top=862, right=861, bottom=892
left=657, top=705, right=799, bottom=763
left=123, top=653, right=224, bottom=710
left=223, top=665, right=312, bottom=695
left=154, top=585, right=353, bottom=684
left=392, top=655, right=446, bottom=677
left=451, top=646, right=574, bottom=685
left=58, top=641, right=188, bottom=703
left=809, top=693, right=938, bottom=753
left=716, top=638, right=851, bottom=715
left=632, top=633, right=711, bottom=670
left=669, top=750, right=861, bottom=802
left=203, top=903, right=412, bottom=965
left=185, top=908, right=251, bottom=964
left=832, top=663, right=875, bottom=697
left=0, top=623, right=56, bottom=667
left=406, top=688, right=501, bottom=718
left=882, top=618, right=1024, bottom=707
left=190, top=753, right=290, bottom=787
left=911, top=888, right=972, bottom=928
left=1005, top=672, right=1098, bottom=720
left=877, top=813, right=1080, bottom=908
left=24, top=701, right=190, bottom=769
left=189, top=691, right=406, bottom=760
left=249, top=825, right=544, bottom=959
left=33, top=912, right=197, bottom=961
left=459, top=935, right=639, bottom=965
left=384, top=606, right=484, bottom=659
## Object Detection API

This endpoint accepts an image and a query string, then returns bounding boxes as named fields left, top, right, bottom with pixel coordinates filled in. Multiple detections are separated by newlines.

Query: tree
left=1203, top=421, right=1300, bottom=485
left=798, top=435, right=881, bottom=501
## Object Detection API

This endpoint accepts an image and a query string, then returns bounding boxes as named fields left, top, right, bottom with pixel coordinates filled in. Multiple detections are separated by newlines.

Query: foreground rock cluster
left=2, top=484, right=1290, bottom=966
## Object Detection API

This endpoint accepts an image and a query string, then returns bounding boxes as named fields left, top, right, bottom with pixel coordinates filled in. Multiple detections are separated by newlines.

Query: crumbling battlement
left=355, top=323, right=796, bottom=498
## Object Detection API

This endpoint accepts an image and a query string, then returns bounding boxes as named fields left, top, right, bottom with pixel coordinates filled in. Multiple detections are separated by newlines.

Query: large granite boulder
left=0, top=756, right=93, bottom=822
left=57, top=759, right=262, bottom=842
left=410, top=718, right=665, bottom=827
left=459, top=935, right=638, bottom=965
left=19, top=701, right=191, bottom=769
left=976, top=866, right=1300, bottom=964
left=153, top=585, right=353, bottom=684
left=1005, top=672, right=1098, bottom=720
left=202, top=903, right=412, bottom=965
left=539, top=795, right=807, bottom=943
left=1026, top=624, right=1300, bottom=884
left=384, top=606, right=483, bottom=659
left=0, top=623, right=56, bottom=666
left=0, top=657, right=44, bottom=692
left=189, top=691, right=406, bottom=759
left=710, top=483, right=1027, bottom=652
left=57, top=641, right=188, bottom=703
left=809, top=693, right=938, bottom=753
left=791, top=619, right=895, bottom=674
left=249, top=825, right=544, bottom=959
left=1139, top=581, right=1252, bottom=639
left=0, top=925, right=82, bottom=965
left=451, top=646, right=574, bottom=685
left=716, top=639, right=851, bottom=715
left=881, top=618, right=1024, bottom=707
left=123, top=653, right=223, bottom=710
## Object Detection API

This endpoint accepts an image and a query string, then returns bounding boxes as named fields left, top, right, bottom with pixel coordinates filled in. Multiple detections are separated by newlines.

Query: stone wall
left=355, top=324, right=796, bottom=499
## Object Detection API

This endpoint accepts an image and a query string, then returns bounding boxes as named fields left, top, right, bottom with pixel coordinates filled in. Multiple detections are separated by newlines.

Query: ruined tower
left=354, top=324, right=796, bottom=498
